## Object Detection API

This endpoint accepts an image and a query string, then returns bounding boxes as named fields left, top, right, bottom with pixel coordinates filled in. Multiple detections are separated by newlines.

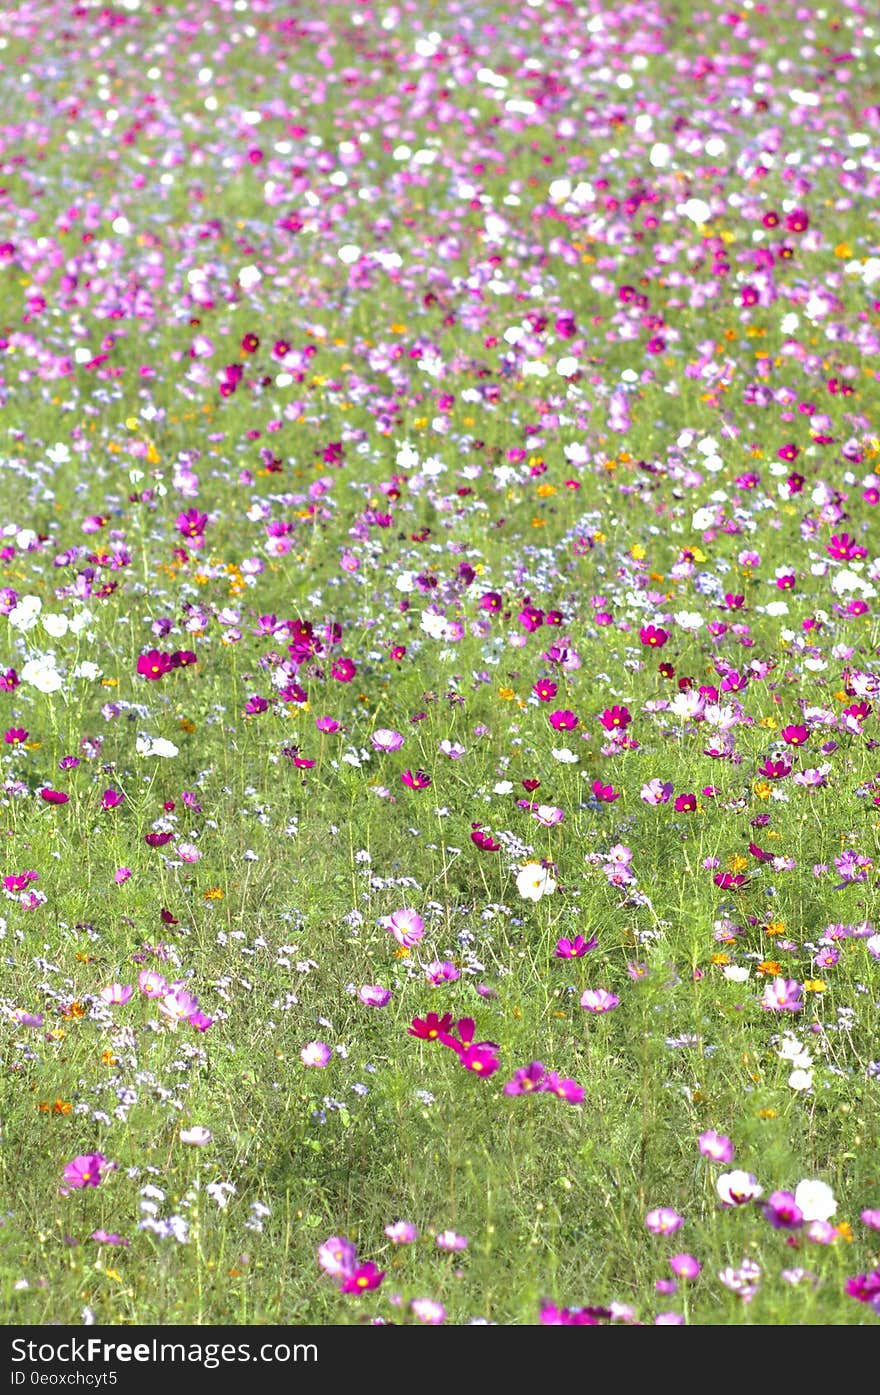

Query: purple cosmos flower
left=89, top=1231, right=129, bottom=1247
left=762, top=1191, right=804, bottom=1230
left=357, top=985, right=392, bottom=1008
left=504, top=1061, right=548, bottom=1096
left=422, top=960, right=460, bottom=986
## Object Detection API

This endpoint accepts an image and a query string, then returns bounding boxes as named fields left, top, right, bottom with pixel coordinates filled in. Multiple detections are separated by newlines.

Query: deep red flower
left=408, top=1012, right=454, bottom=1041
left=137, top=650, right=173, bottom=681
left=40, top=789, right=69, bottom=805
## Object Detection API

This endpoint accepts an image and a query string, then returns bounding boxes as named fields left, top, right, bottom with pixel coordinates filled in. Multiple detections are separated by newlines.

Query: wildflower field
left=1, top=0, right=879, bottom=1329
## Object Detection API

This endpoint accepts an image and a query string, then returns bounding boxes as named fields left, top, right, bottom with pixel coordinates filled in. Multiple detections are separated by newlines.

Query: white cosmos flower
left=516, top=862, right=556, bottom=902
left=238, top=264, right=262, bottom=290
left=421, top=611, right=450, bottom=640
left=722, top=965, right=750, bottom=982
left=678, top=197, right=712, bottom=224
left=42, top=613, right=69, bottom=638
left=717, top=1170, right=763, bottom=1206
left=68, top=609, right=94, bottom=635
left=674, top=611, right=704, bottom=630
left=136, top=737, right=179, bottom=758
left=551, top=747, right=578, bottom=763
left=180, top=1126, right=212, bottom=1145
left=20, top=656, right=63, bottom=694
left=787, top=1069, right=813, bottom=1092
left=8, top=595, right=42, bottom=631
left=794, top=1179, right=836, bottom=1223
left=71, top=662, right=102, bottom=681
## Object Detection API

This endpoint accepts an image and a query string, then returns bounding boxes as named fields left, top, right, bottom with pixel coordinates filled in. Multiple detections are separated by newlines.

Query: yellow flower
left=756, top=960, right=781, bottom=977
left=758, top=1108, right=777, bottom=1119
left=803, top=979, right=826, bottom=993
left=754, top=781, right=772, bottom=799
left=498, top=687, right=516, bottom=701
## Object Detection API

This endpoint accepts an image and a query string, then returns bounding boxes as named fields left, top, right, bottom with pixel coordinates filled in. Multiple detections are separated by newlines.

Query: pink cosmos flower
left=301, top=1041, right=332, bottom=1067
left=384, top=1221, right=418, bottom=1244
left=383, top=907, right=425, bottom=947
left=435, top=1230, right=468, bottom=1252
left=698, top=1130, right=735, bottom=1163
left=760, top=977, right=803, bottom=1012
left=591, top=781, right=620, bottom=803
left=411, top=1298, right=446, bottom=1324
left=646, top=1207, right=684, bottom=1236
left=138, top=970, right=168, bottom=998
left=580, top=989, right=620, bottom=1013
left=318, top=1235, right=357, bottom=1279
left=641, top=778, right=674, bottom=805
left=99, top=984, right=133, bottom=1006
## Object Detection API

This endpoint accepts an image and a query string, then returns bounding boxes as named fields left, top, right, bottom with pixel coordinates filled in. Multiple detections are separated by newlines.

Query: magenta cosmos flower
left=339, top=1262, right=385, bottom=1294
left=408, top=1011, right=454, bottom=1041
left=63, top=1153, right=113, bottom=1190
left=555, top=935, right=597, bottom=958
left=580, top=989, right=619, bottom=1013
